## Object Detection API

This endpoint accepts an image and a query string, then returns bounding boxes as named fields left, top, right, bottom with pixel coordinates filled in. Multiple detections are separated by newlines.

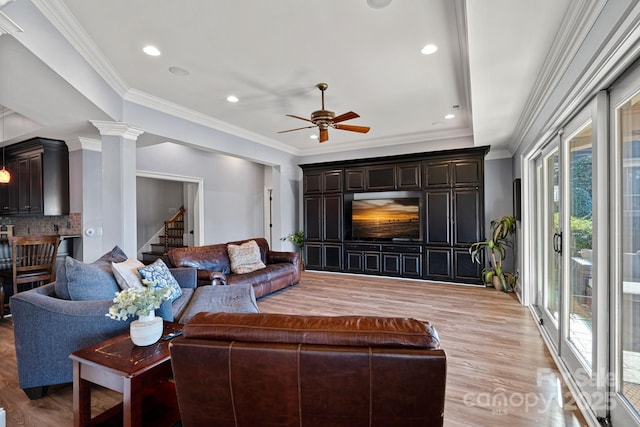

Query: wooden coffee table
left=70, top=321, right=183, bottom=427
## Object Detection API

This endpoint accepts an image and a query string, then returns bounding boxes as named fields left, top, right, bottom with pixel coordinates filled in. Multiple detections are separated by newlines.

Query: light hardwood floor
left=0, top=271, right=587, bottom=426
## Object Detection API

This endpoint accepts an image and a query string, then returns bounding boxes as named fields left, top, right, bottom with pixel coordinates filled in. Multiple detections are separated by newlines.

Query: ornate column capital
left=90, top=120, right=144, bottom=141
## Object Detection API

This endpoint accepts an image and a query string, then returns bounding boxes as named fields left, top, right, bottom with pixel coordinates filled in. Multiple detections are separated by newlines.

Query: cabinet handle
left=24, top=205, right=30, bottom=209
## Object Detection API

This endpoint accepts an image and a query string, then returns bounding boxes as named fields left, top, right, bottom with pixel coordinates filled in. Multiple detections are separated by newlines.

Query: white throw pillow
left=227, top=240, right=266, bottom=274
left=111, top=258, right=145, bottom=290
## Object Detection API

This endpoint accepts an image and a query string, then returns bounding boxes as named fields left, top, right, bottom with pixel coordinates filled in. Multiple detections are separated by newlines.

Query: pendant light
left=0, top=107, right=9, bottom=184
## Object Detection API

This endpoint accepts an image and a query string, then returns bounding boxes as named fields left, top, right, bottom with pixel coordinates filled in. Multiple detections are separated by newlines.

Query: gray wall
left=136, top=177, right=183, bottom=248
left=484, top=157, right=515, bottom=273
left=136, top=143, right=266, bottom=244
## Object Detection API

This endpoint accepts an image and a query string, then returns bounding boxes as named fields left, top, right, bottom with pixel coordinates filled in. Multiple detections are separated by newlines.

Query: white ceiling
left=1, top=0, right=574, bottom=158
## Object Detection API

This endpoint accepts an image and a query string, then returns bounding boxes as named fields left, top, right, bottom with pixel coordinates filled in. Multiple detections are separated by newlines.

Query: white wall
left=136, top=143, right=266, bottom=244
left=136, top=177, right=183, bottom=248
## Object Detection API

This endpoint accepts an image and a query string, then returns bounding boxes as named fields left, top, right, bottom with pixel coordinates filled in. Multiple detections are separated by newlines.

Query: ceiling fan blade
left=278, top=125, right=317, bottom=134
left=319, top=128, right=329, bottom=143
left=334, top=124, right=371, bottom=133
left=286, top=114, right=313, bottom=123
left=332, top=111, right=360, bottom=123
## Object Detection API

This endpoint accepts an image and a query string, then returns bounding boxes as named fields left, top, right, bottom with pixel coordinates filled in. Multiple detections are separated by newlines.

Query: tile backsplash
left=0, top=212, right=82, bottom=236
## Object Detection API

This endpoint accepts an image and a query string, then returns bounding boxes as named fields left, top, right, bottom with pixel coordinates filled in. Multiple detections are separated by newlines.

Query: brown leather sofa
left=170, top=312, right=447, bottom=427
left=165, top=237, right=301, bottom=298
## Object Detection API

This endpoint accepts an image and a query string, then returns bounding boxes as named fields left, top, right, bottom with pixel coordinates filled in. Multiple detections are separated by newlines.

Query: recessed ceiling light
left=169, top=66, right=189, bottom=76
left=445, top=114, right=455, bottom=119
left=143, top=45, right=161, bottom=56
left=227, top=95, right=239, bottom=103
left=367, top=0, right=392, bottom=9
left=421, top=44, right=438, bottom=55
left=310, top=134, right=318, bottom=139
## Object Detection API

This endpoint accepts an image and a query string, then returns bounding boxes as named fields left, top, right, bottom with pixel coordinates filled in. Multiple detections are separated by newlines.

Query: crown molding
left=124, top=89, right=300, bottom=156
left=485, top=148, right=513, bottom=160
left=30, top=0, right=128, bottom=96
left=298, top=127, right=473, bottom=157
left=90, top=120, right=144, bottom=140
left=451, top=0, right=472, bottom=130
left=66, top=137, right=101, bottom=152
left=511, top=0, right=607, bottom=151
left=522, top=0, right=640, bottom=154
left=0, top=3, right=22, bottom=35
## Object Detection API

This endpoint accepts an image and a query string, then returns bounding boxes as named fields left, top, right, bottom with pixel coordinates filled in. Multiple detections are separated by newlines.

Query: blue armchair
left=9, top=267, right=197, bottom=399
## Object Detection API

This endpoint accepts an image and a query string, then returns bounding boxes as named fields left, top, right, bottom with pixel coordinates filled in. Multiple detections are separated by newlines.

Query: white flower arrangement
left=106, top=279, right=171, bottom=321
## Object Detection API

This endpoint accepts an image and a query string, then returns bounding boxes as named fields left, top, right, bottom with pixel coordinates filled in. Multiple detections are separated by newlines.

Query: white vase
left=129, top=313, right=163, bottom=346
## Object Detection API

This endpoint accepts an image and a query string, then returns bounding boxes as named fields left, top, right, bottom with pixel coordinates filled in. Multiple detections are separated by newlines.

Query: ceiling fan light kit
left=279, top=83, right=370, bottom=143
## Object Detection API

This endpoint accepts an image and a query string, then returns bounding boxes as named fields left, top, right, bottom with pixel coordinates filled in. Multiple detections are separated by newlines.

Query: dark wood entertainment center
left=300, top=146, right=489, bottom=285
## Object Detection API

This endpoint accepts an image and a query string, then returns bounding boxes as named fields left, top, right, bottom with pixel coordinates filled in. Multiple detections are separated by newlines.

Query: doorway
left=135, top=171, right=204, bottom=253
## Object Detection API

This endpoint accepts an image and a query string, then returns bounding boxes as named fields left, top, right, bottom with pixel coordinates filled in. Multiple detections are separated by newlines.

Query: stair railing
left=164, top=206, right=185, bottom=254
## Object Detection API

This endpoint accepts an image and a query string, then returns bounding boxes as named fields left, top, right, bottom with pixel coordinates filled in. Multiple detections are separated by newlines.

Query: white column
left=90, top=121, right=144, bottom=258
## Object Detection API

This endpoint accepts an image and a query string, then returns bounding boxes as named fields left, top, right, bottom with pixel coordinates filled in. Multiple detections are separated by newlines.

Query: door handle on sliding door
left=553, top=232, right=563, bottom=254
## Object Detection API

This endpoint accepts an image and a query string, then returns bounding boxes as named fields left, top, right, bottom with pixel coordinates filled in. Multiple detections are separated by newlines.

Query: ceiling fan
left=278, top=83, right=370, bottom=143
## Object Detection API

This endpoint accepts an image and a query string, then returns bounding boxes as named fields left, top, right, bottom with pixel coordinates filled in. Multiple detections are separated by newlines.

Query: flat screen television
left=351, top=197, right=421, bottom=240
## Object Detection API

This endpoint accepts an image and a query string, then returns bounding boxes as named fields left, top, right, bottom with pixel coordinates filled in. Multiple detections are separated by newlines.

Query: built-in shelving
left=300, top=146, right=489, bottom=285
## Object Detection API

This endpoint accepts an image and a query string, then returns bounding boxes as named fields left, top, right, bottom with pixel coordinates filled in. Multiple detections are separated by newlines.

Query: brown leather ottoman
left=177, top=284, right=259, bottom=324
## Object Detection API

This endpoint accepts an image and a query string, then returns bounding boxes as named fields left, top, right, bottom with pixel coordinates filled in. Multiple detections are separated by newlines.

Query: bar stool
left=0, top=235, right=60, bottom=317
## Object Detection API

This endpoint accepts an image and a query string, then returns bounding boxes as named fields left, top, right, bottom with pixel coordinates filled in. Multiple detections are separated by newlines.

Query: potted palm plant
left=469, top=215, right=517, bottom=292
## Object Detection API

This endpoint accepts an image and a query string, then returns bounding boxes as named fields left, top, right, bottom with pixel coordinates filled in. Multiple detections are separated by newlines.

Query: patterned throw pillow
left=138, top=258, right=183, bottom=302
left=227, top=240, right=266, bottom=274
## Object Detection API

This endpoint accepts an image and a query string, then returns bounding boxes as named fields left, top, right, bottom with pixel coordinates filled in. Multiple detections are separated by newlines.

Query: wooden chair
left=0, top=235, right=60, bottom=317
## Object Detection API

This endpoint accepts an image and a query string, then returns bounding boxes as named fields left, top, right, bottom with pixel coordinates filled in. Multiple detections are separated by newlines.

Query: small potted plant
left=106, top=279, right=171, bottom=346
left=281, top=231, right=305, bottom=267
left=469, top=215, right=517, bottom=292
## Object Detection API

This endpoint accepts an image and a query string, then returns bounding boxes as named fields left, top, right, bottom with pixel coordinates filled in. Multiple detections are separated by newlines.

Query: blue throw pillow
left=64, top=257, right=120, bottom=301
left=138, top=259, right=183, bottom=303
left=54, top=245, right=127, bottom=300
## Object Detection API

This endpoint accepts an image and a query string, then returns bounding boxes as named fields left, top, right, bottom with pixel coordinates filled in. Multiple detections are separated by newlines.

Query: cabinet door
left=346, top=251, right=364, bottom=272
left=453, top=159, right=482, bottom=187
left=397, top=163, right=421, bottom=189
left=424, top=161, right=451, bottom=187
left=345, top=168, right=365, bottom=191
left=305, top=243, right=323, bottom=269
left=304, top=196, right=322, bottom=241
left=454, top=248, right=482, bottom=284
left=366, top=166, right=395, bottom=190
left=453, top=188, right=481, bottom=245
left=401, top=254, right=422, bottom=277
left=425, top=190, right=451, bottom=245
left=424, top=247, right=452, bottom=280
left=323, top=195, right=342, bottom=241
left=364, top=252, right=381, bottom=273
left=0, top=158, right=18, bottom=214
left=17, top=157, right=31, bottom=213
left=382, top=253, right=401, bottom=275
left=28, top=154, right=43, bottom=214
left=322, top=170, right=342, bottom=193
left=323, top=244, right=343, bottom=271
left=304, top=172, right=322, bottom=194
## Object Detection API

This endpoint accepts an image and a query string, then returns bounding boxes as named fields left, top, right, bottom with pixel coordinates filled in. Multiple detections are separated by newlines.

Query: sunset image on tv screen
left=352, top=198, right=420, bottom=239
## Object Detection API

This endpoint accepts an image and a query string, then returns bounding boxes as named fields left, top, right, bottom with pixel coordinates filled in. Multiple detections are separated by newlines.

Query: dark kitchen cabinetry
left=300, top=146, right=488, bottom=285
left=0, top=138, right=69, bottom=216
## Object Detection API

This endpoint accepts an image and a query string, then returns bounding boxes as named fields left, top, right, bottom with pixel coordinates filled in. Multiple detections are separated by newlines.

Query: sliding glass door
left=533, top=97, right=607, bottom=421
left=610, top=64, right=640, bottom=426
left=535, top=141, right=561, bottom=346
